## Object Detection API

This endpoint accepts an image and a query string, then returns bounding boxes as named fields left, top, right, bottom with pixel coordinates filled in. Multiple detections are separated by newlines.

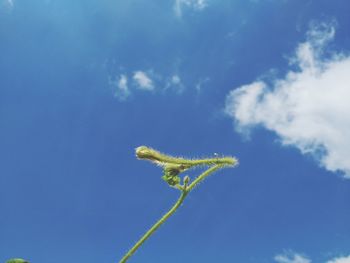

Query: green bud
left=162, top=173, right=181, bottom=186
left=135, top=146, right=162, bottom=162
left=163, top=164, right=186, bottom=176
left=161, top=164, right=189, bottom=187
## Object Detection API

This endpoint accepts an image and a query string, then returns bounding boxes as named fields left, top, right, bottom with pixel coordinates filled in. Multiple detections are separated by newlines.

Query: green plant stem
left=118, top=190, right=188, bottom=263
left=119, top=147, right=238, bottom=263
left=187, top=165, right=222, bottom=192
left=136, top=146, right=237, bottom=168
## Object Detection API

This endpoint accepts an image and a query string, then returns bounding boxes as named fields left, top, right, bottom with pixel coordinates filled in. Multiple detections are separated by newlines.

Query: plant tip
left=6, top=259, right=29, bottom=263
left=135, top=146, right=160, bottom=162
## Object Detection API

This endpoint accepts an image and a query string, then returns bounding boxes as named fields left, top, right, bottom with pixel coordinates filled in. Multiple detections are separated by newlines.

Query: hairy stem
left=187, top=165, right=223, bottom=192
left=136, top=146, right=237, bottom=168
left=119, top=146, right=238, bottom=263
left=119, top=190, right=188, bottom=263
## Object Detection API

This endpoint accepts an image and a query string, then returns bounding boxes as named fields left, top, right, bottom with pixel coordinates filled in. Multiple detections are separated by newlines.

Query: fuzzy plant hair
left=6, top=146, right=238, bottom=263
left=118, top=146, right=238, bottom=263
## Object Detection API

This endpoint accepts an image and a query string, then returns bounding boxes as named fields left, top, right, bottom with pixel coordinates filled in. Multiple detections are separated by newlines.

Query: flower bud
left=135, top=146, right=162, bottom=163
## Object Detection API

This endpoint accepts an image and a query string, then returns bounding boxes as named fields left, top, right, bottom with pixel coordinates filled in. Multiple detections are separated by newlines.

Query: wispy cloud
left=116, top=74, right=130, bottom=100
left=274, top=252, right=350, bottom=263
left=225, top=21, right=350, bottom=177
left=133, top=71, right=154, bottom=91
left=274, top=252, right=311, bottom=263
left=171, top=74, right=181, bottom=85
left=195, top=77, right=210, bottom=93
left=107, top=66, right=188, bottom=100
left=0, top=0, right=14, bottom=12
left=108, top=74, right=130, bottom=101
left=165, top=74, right=185, bottom=93
left=327, top=255, right=350, bottom=263
left=174, top=0, right=208, bottom=17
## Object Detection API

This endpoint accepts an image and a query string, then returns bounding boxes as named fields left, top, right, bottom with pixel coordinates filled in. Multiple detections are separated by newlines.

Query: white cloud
left=116, top=74, right=130, bottom=100
left=107, top=68, right=187, bottom=100
left=225, top=21, right=350, bottom=177
left=118, top=74, right=128, bottom=91
left=174, top=0, right=208, bottom=17
left=171, top=74, right=181, bottom=85
left=108, top=74, right=130, bottom=101
left=133, top=71, right=154, bottom=91
left=274, top=253, right=311, bottom=263
left=274, top=252, right=350, bottom=263
left=327, top=255, right=350, bottom=263
left=165, top=74, right=185, bottom=93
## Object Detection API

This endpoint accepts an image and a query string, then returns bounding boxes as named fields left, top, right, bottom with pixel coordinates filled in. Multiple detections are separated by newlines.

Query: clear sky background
left=1, top=1, right=350, bottom=263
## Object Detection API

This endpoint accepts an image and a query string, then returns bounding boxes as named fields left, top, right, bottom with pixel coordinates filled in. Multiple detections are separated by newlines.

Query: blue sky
left=1, top=1, right=350, bottom=262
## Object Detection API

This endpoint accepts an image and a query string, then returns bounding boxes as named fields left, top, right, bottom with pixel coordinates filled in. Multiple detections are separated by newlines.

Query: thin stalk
left=119, top=146, right=238, bottom=263
left=187, top=165, right=222, bottom=192
left=119, top=190, right=188, bottom=263
left=118, top=165, right=227, bottom=263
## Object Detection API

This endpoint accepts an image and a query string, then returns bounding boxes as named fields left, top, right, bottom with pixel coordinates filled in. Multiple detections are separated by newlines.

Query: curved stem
left=118, top=165, right=226, bottom=263
left=118, top=190, right=188, bottom=263
left=120, top=146, right=238, bottom=263
left=187, top=165, right=222, bottom=192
